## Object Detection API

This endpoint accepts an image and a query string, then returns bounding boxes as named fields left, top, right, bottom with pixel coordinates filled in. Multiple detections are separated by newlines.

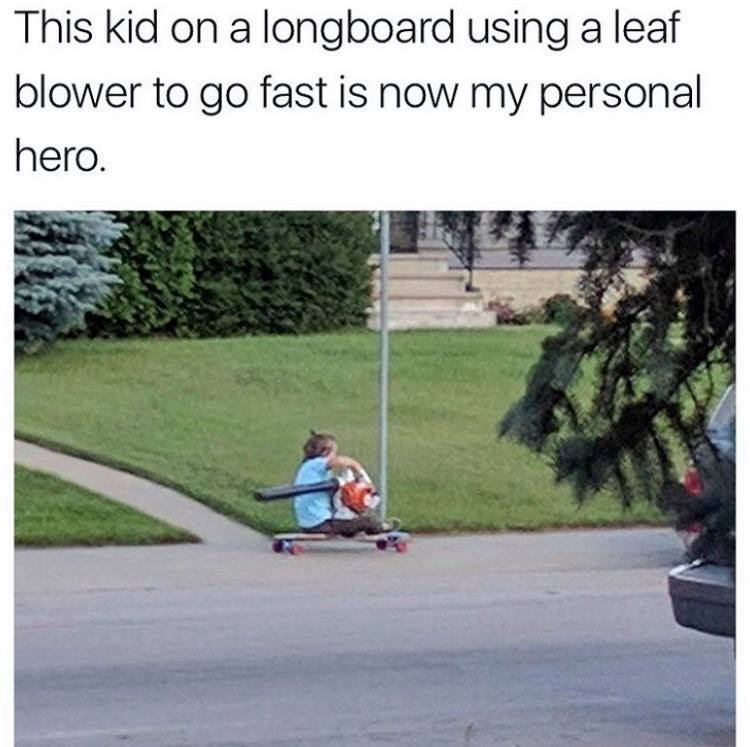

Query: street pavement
left=15, top=528, right=735, bottom=746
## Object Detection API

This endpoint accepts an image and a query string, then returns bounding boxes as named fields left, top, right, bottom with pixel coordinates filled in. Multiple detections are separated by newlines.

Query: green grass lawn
left=15, top=465, right=197, bottom=547
left=15, top=328, right=666, bottom=534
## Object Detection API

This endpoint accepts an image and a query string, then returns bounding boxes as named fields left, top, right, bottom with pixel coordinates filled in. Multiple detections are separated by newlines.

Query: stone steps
left=372, top=273, right=467, bottom=296
left=368, top=308, right=496, bottom=331
left=368, top=252, right=497, bottom=330
left=371, top=292, right=485, bottom=311
left=369, top=253, right=449, bottom=275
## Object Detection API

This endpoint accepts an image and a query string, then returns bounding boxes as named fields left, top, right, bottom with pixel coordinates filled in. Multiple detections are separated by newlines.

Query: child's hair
left=303, top=431, right=337, bottom=459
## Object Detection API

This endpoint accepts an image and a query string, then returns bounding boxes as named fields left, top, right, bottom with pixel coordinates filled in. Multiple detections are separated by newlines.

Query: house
left=369, top=211, right=648, bottom=330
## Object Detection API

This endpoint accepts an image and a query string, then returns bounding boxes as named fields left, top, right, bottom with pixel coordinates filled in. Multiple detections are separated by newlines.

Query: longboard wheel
left=272, top=540, right=283, bottom=553
left=375, top=539, right=388, bottom=551
left=395, top=541, right=408, bottom=554
left=289, top=543, right=304, bottom=555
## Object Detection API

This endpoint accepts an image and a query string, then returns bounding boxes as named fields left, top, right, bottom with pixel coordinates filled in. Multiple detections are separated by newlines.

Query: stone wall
left=469, top=267, right=648, bottom=310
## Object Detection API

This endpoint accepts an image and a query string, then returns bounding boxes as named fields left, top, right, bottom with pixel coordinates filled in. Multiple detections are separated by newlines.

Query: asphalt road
left=15, top=529, right=735, bottom=746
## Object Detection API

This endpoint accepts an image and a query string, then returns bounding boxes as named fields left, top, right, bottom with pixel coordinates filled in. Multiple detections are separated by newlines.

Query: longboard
left=271, top=531, right=410, bottom=555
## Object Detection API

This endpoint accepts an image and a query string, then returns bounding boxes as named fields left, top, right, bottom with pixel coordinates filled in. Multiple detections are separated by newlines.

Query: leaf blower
left=255, top=467, right=380, bottom=515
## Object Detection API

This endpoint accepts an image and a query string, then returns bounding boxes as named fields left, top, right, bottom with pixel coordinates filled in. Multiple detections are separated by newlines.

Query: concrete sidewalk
left=15, top=440, right=263, bottom=546
left=16, top=523, right=683, bottom=596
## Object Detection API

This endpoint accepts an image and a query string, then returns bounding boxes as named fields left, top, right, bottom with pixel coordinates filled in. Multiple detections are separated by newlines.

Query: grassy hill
left=15, top=328, right=665, bottom=534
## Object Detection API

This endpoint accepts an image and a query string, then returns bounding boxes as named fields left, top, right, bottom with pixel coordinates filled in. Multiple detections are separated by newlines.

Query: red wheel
left=272, top=540, right=283, bottom=553
left=290, top=543, right=304, bottom=555
left=395, top=541, right=408, bottom=554
left=376, top=539, right=388, bottom=551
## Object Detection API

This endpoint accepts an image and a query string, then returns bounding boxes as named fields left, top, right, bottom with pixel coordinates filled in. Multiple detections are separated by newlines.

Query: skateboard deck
left=271, top=531, right=410, bottom=555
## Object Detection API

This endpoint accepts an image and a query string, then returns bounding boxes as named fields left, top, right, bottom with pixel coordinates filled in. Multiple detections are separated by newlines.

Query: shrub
left=185, top=212, right=376, bottom=336
left=543, top=294, right=582, bottom=326
left=487, top=299, right=527, bottom=326
left=15, top=211, right=123, bottom=352
left=87, top=212, right=198, bottom=337
left=523, top=304, right=548, bottom=325
left=85, top=211, right=376, bottom=339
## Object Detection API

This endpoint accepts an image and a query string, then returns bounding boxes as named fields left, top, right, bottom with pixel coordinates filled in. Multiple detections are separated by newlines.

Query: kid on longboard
left=294, top=431, right=396, bottom=536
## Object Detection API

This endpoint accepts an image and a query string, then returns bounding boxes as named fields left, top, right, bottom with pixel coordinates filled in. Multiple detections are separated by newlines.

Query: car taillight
left=683, top=466, right=702, bottom=496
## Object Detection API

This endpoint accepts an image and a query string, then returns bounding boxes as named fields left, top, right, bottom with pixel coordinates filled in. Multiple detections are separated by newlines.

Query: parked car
left=676, top=385, right=735, bottom=551
left=668, top=385, right=735, bottom=638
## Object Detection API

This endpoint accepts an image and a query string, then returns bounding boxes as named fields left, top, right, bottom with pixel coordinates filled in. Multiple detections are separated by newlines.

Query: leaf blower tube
left=254, top=479, right=340, bottom=502
left=256, top=469, right=381, bottom=514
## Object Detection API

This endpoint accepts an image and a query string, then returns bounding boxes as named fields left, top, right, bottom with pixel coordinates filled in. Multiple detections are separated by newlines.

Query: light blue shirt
left=294, top=457, right=334, bottom=528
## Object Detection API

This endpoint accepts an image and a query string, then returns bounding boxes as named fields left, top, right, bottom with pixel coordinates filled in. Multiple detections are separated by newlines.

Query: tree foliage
left=15, top=211, right=123, bottom=351
left=498, top=211, right=735, bottom=560
left=438, top=210, right=544, bottom=288
left=437, top=212, right=483, bottom=289
left=185, top=212, right=375, bottom=336
left=88, top=211, right=198, bottom=337
left=86, top=211, right=376, bottom=338
left=490, top=211, right=537, bottom=266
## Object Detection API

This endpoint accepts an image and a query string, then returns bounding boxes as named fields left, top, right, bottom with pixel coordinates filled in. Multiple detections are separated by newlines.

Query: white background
left=3, top=0, right=747, bottom=741
left=4, top=0, right=748, bottom=209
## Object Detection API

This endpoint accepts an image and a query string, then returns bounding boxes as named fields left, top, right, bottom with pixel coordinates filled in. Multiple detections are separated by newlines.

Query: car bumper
left=668, top=562, right=735, bottom=638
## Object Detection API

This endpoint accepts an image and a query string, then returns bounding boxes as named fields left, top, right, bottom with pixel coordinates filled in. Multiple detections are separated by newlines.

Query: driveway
left=15, top=528, right=735, bottom=746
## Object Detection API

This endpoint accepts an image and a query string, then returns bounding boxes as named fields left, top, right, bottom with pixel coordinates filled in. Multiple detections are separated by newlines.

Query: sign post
left=378, top=211, right=390, bottom=520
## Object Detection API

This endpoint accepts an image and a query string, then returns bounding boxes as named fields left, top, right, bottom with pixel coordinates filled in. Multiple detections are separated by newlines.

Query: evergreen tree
left=498, top=211, right=735, bottom=562
left=15, top=211, right=123, bottom=351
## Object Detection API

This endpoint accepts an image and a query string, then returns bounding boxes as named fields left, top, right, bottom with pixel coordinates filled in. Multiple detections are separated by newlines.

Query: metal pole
left=378, top=211, right=390, bottom=520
